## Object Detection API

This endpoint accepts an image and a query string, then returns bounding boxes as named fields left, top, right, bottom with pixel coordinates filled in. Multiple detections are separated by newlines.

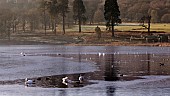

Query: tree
left=150, top=10, right=159, bottom=23
left=27, top=9, right=40, bottom=32
left=93, top=9, right=105, bottom=24
left=39, top=0, right=48, bottom=35
left=46, top=0, right=59, bottom=35
left=161, top=14, right=170, bottom=23
left=104, top=0, right=121, bottom=38
left=0, top=8, right=13, bottom=40
left=58, top=0, right=69, bottom=35
left=83, top=0, right=100, bottom=24
left=73, top=0, right=86, bottom=33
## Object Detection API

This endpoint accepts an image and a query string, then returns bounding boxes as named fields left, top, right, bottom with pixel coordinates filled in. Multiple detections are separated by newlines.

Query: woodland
left=0, top=0, right=169, bottom=45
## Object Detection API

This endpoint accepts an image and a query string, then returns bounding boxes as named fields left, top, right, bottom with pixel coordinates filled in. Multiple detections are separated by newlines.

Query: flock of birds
left=25, top=75, right=84, bottom=87
left=62, top=75, right=84, bottom=86
left=21, top=51, right=85, bottom=87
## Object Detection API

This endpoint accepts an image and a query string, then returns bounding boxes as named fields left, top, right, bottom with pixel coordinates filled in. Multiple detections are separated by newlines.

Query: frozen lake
left=0, top=45, right=170, bottom=96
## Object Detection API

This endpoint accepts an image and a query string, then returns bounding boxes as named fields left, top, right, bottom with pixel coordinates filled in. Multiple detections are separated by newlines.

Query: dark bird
left=160, top=63, right=165, bottom=66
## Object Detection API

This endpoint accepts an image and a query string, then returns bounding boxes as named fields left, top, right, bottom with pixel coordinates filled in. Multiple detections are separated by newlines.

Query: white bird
left=25, top=78, right=35, bottom=86
left=79, top=75, right=84, bottom=83
left=99, top=53, right=101, bottom=56
left=117, top=74, right=124, bottom=77
left=20, top=52, right=26, bottom=56
left=62, top=77, right=72, bottom=85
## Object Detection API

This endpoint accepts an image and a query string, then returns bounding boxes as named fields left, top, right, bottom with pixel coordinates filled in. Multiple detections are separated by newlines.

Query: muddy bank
left=0, top=72, right=143, bottom=88
left=1, top=31, right=170, bottom=46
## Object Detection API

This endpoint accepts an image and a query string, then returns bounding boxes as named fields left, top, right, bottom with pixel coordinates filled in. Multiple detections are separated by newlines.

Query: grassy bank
left=0, top=23, right=170, bottom=46
left=57, top=23, right=170, bottom=33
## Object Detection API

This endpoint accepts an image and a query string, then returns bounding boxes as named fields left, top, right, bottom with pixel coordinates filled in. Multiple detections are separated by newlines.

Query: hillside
left=1, top=0, right=169, bottom=23
left=81, top=0, right=170, bottom=23
left=118, top=0, right=170, bottom=23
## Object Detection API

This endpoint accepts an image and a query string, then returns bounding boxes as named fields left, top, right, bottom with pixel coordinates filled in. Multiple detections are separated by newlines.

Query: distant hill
left=118, top=0, right=170, bottom=23
left=80, top=0, right=170, bottom=23
left=1, top=0, right=169, bottom=23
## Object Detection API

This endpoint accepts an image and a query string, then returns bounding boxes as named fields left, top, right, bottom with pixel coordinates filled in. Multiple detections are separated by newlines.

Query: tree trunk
left=44, top=7, right=47, bottom=35
left=111, top=17, right=114, bottom=38
left=51, top=16, right=54, bottom=33
left=79, top=17, right=81, bottom=33
left=12, top=20, right=15, bottom=33
left=78, top=2, right=81, bottom=33
left=8, top=27, right=10, bottom=41
left=89, top=14, right=94, bottom=25
left=63, top=13, right=65, bottom=35
left=14, top=23, right=17, bottom=33
left=30, top=21, right=33, bottom=32
left=54, top=17, right=57, bottom=35
left=148, top=16, right=151, bottom=35
left=22, top=20, right=25, bottom=32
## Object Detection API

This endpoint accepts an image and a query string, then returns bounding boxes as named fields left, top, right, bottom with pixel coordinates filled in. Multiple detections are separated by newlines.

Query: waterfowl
left=25, top=78, right=35, bottom=86
left=46, top=77, right=50, bottom=80
left=118, top=74, right=123, bottom=77
left=160, top=63, right=165, bottom=66
left=99, top=53, right=102, bottom=56
left=20, top=52, right=26, bottom=56
left=62, top=77, right=72, bottom=85
left=79, top=75, right=84, bottom=83
left=99, top=53, right=105, bottom=56
left=102, top=53, right=105, bottom=56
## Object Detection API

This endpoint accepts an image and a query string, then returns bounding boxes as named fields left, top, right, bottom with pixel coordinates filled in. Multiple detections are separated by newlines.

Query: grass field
left=3, top=23, right=169, bottom=46
left=58, top=23, right=170, bottom=33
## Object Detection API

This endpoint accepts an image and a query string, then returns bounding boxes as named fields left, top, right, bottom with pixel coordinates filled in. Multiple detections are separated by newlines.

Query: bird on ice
left=62, top=77, right=73, bottom=85
left=62, top=75, right=85, bottom=86
left=25, top=78, right=35, bottom=86
left=79, top=75, right=84, bottom=83
left=20, top=52, right=26, bottom=56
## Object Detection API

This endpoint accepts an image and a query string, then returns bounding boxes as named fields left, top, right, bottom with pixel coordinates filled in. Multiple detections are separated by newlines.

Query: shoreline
left=0, top=30, right=170, bottom=46
left=1, top=39, right=170, bottom=47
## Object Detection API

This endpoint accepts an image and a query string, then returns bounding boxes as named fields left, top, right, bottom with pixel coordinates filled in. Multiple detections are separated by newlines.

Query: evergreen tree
left=73, top=0, right=86, bottom=33
left=58, top=0, right=69, bottom=35
left=104, top=0, right=121, bottom=38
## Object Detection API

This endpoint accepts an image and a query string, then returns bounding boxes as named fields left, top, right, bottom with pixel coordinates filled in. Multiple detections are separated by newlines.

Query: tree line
left=0, top=0, right=91, bottom=39
left=118, top=0, right=170, bottom=23
left=0, top=0, right=122, bottom=39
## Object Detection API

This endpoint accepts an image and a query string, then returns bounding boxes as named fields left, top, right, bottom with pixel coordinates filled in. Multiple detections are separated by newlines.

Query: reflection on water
left=0, top=46, right=170, bottom=88
left=106, top=86, right=116, bottom=96
left=55, top=52, right=170, bottom=82
left=27, top=52, right=170, bottom=88
left=0, top=46, right=170, bottom=96
left=104, top=54, right=120, bottom=81
left=0, top=52, right=170, bottom=88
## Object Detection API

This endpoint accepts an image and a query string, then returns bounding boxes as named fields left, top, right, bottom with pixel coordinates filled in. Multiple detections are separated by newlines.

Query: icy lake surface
left=0, top=45, right=169, bottom=96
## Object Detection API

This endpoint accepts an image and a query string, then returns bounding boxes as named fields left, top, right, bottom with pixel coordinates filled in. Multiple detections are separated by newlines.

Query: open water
left=0, top=45, right=169, bottom=96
